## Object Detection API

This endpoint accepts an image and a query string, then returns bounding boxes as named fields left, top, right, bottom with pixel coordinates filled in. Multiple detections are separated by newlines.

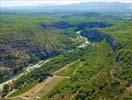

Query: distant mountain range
left=1, top=2, right=132, bottom=12
left=41, top=2, right=132, bottom=11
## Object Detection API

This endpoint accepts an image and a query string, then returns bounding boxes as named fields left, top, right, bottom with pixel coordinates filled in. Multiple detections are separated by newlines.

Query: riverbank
left=76, top=31, right=91, bottom=48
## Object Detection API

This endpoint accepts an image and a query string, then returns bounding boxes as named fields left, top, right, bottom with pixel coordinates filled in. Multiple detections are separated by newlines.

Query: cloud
left=1, top=0, right=132, bottom=7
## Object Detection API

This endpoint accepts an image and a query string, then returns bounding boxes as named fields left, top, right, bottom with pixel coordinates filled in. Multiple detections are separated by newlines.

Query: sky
left=1, top=0, right=132, bottom=7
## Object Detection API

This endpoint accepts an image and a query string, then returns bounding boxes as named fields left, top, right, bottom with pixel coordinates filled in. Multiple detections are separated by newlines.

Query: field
left=55, top=61, right=81, bottom=76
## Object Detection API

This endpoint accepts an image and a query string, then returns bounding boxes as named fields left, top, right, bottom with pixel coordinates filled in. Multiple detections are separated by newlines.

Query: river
left=76, top=31, right=91, bottom=48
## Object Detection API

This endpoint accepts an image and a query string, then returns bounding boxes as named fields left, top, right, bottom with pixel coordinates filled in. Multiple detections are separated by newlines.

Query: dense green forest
left=0, top=11, right=132, bottom=100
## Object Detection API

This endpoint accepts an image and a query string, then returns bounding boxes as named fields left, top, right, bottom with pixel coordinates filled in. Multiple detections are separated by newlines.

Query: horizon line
left=1, top=1, right=132, bottom=8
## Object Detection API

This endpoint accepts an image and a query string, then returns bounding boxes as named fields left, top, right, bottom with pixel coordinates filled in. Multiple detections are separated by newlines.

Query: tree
left=2, top=84, right=9, bottom=97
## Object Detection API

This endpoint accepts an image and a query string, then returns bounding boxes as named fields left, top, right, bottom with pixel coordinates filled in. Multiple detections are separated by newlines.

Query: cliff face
left=80, top=29, right=118, bottom=51
left=77, top=22, right=111, bottom=30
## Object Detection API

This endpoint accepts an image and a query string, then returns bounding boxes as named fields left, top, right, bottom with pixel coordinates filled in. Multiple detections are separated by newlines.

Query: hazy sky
left=1, top=0, right=132, bottom=7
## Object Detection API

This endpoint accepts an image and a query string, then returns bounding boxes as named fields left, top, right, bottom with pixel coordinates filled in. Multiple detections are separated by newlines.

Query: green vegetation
left=0, top=11, right=131, bottom=100
left=8, top=80, right=38, bottom=97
